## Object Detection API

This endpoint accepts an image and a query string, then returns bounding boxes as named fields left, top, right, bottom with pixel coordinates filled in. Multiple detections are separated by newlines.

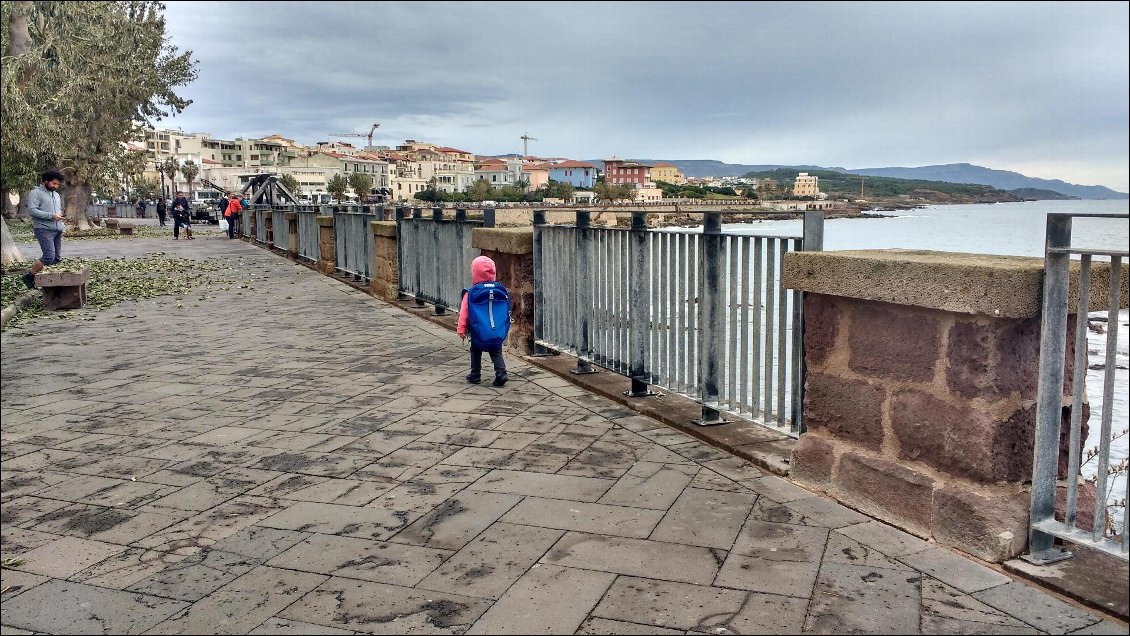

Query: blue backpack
left=463, top=281, right=511, bottom=352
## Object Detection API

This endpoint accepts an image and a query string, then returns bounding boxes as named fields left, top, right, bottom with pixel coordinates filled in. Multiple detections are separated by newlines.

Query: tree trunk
left=1, top=217, right=26, bottom=266
left=64, top=177, right=93, bottom=231
left=2, top=191, right=19, bottom=219
left=17, top=193, right=30, bottom=220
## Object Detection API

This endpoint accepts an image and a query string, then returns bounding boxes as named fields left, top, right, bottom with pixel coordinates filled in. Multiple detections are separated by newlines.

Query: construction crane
left=520, top=132, right=537, bottom=157
left=329, top=122, right=380, bottom=148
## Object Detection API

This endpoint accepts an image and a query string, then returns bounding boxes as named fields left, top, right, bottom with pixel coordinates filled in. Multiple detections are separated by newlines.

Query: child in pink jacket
left=458, top=255, right=508, bottom=386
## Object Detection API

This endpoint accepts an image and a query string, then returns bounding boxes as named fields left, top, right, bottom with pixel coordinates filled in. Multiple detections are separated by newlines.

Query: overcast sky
left=154, top=1, right=1129, bottom=192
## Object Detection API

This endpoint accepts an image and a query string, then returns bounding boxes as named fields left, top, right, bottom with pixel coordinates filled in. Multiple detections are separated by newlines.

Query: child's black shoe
left=466, top=373, right=481, bottom=384
left=492, top=373, right=508, bottom=387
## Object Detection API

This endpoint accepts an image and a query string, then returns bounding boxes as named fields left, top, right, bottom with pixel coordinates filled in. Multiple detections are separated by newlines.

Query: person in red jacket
left=224, top=192, right=242, bottom=239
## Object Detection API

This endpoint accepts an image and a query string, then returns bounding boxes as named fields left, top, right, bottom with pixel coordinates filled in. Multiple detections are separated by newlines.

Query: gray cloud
left=155, top=1, right=1129, bottom=190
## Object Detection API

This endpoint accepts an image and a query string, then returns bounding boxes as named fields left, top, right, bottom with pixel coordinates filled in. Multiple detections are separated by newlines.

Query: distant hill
left=586, top=159, right=837, bottom=178
left=742, top=168, right=1024, bottom=204
left=846, top=163, right=1126, bottom=200
left=1008, top=188, right=1075, bottom=201
left=585, top=159, right=1124, bottom=200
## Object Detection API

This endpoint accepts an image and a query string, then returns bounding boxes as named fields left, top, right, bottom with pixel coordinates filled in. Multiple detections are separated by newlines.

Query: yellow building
left=649, top=162, right=686, bottom=185
left=793, top=172, right=820, bottom=198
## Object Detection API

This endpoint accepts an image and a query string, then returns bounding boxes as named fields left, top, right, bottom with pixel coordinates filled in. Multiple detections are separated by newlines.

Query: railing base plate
left=623, top=390, right=658, bottom=398
left=571, top=368, right=599, bottom=375
left=692, top=417, right=729, bottom=427
left=1020, top=547, right=1074, bottom=565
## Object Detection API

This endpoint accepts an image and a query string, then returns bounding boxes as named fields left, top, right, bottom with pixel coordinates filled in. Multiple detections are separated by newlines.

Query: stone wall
left=472, top=227, right=535, bottom=356
left=783, top=250, right=1128, bottom=562
left=369, top=221, right=399, bottom=302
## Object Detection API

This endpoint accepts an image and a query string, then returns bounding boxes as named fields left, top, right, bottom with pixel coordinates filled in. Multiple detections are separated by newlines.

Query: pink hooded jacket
left=457, top=255, right=497, bottom=336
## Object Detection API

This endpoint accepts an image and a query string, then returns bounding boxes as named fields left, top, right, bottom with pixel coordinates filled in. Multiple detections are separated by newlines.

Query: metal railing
left=85, top=203, right=137, bottom=218
left=1027, top=212, right=1129, bottom=564
left=271, top=206, right=289, bottom=249
left=333, top=205, right=381, bottom=280
left=534, top=210, right=823, bottom=436
left=397, top=208, right=495, bottom=313
left=295, top=206, right=321, bottom=262
left=255, top=205, right=269, bottom=244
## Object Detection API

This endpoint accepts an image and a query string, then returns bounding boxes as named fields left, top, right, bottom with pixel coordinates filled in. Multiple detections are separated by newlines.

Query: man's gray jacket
left=28, top=184, right=65, bottom=232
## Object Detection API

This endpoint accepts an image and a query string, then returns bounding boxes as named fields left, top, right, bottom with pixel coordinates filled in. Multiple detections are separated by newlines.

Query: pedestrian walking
left=170, top=191, right=193, bottom=240
left=136, top=198, right=147, bottom=218
left=457, top=255, right=511, bottom=387
left=22, top=169, right=67, bottom=289
left=156, top=197, right=167, bottom=227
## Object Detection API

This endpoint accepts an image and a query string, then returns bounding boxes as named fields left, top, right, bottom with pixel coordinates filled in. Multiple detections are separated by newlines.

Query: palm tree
left=180, top=160, right=199, bottom=200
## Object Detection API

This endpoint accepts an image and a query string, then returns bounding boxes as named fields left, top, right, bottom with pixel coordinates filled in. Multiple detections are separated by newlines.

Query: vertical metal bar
left=414, top=217, right=426, bottom=307
left=1027, top=213, right=1072, bottom=562
left=750, top=237, right=763, bottom=416
left=677, top=232, right=687, bottom=394
left=764, top=239, right=777, bottom=421
left=627, top=212, right=653, bottom=396
left=695, top=212, right=725, bottom=425
left=691, top=232, right=699, bottom=395
left=790, top=237, right=805, bottom=433
left=665, top=233, right=675, bottom=389
left=532, top=210, right=548, bottom=355
left=740, top=236, right=752, bottom=415
left=573, top=210, right=596, bottom=374
left=728, top=235, right=739, bottom=411
left=776, top=241, right=789, bottom=426
left=1065, top=256, right=1092, bottom=528
left=1093, top=255, right=1122, bottom=542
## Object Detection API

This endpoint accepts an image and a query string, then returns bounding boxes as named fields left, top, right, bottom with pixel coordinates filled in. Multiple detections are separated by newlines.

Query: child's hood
left=471, top=255, right=496, bottom=284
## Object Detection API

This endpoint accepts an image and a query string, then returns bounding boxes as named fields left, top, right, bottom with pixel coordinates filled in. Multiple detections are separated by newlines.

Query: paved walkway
left=1, top=235, right=1124, bottom=635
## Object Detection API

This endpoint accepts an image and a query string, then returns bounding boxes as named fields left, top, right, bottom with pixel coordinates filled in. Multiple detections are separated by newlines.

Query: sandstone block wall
left=782, top=250, right=1130, bottom=563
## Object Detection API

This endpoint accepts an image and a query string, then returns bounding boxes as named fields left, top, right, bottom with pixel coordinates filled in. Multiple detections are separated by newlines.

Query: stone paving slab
left=1, top=236, right=1123, bottom=634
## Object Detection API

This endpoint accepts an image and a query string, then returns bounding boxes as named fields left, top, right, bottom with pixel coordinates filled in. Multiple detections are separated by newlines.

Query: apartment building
left=547, top=161, right=597, bottom=188
left=649, top=162, right=686, bottom=185
left=793, top=172, right=821, bottom=198
left=603, top=157, right=652, bottom=186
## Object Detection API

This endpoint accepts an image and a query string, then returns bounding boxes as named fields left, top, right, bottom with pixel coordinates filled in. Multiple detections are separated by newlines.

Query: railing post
left=483, top=207, right=496, bottom=228
left=1024, top=213, right=1073, bottom=565
left=531, top=209, right=552, bottom=356
left=572, top=210, right=597, bottom=375
left=694, top=211, right=726, bottom=426
left=626, top=211, right=656, bottom=397
left=432, top=206, right=446, bottom=315
left=455, top=207, right=467, bottom=222
left=394, top=206, right=412, bottom=302
left=792, top=210, right=826, bottom=434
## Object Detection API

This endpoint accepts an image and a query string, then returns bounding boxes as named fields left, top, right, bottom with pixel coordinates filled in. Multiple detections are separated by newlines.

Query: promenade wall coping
left=316, top=215, right=334, bottom=227
left=472, top=227, right=533, bottom=255
left=370, top=220, right=397, bottom=238
left=783, top=249, right=1129, bottom=319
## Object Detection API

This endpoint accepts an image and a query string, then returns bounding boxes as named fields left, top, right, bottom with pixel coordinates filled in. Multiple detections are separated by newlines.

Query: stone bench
left=35, top=267, right=90, bottom=310
left=117, top=222, right=135, bottom=235
left=103, top=218, right=120, bottom=230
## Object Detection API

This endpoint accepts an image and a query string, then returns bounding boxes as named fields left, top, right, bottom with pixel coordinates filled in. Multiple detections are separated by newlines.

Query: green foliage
left=2, top=251, right=249, bottom=330
left=346, top=172, right=373, bottom=201
left=179, top=160, right=199, bottom=195
left=326, top=173, right=349, bottom=202
left=278, top=173, right=301, bottom=196
left=1, top=1, right=197, bottom=219
left=539, top=179, right=575, bottom=201
left=131, top=177, right=158, bottom=200
left=654, top=180, right=740, bottom=199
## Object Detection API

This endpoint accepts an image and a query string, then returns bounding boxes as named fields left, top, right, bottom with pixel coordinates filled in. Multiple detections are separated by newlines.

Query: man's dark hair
left=42, top=169, right=65, bottom=183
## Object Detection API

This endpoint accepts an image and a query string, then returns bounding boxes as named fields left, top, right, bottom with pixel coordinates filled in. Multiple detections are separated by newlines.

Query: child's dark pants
left=469, top=345, right=506, bottom=380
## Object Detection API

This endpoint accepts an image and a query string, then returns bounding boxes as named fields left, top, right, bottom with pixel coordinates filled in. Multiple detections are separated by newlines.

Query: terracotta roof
left=437, top=146, right=471, bottom=155
left=652, top=162, right=676, bottom=168
left=547, top=161, right=595, bottom=169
